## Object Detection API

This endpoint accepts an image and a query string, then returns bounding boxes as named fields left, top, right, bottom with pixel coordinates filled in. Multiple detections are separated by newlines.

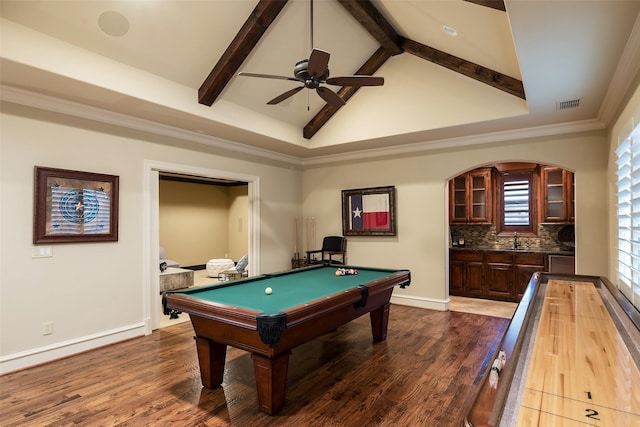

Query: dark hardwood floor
left=0, top=306, right=509, bottom=426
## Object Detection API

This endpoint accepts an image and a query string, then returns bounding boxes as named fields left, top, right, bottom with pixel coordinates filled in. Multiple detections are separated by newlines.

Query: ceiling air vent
left=557, top=98, right=582, bottom=110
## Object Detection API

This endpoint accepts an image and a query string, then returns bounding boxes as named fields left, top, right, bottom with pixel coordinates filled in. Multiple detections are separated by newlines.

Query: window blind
left=616, top=124, right=640, bottom=310
left=503, top=179, right=530, bottom=226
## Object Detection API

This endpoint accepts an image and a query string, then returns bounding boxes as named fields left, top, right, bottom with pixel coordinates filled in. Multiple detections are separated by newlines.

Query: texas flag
left=350, top=193, right=390, bottom=230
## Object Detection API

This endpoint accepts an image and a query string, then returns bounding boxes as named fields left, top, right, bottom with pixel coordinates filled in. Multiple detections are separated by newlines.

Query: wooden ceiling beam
left=198, top=0, right=288, bottom=106
left=336, top=0, right=403, bottom=56
left=200, top=0, right=521, bottom=139
left=304, top=47, right=391, bottom=139
left=463, top=0, right=506, bottom=12
left=400, top=37, right=525, bottom=100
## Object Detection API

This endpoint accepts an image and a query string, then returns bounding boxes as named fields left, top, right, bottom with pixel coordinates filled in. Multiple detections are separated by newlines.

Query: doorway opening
left=144, top=160, right=260, bottom=333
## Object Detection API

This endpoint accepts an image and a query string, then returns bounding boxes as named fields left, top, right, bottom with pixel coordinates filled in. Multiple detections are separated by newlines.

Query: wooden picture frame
left=342, top=186, right=396, bottom=236
left=34, top=166, right=119, bottom=243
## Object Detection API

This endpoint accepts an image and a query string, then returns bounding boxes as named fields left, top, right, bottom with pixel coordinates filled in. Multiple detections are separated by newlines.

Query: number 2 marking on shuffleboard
left=585, top=409, right=600, bottom=420
left=585, top=392, right=600, bottom=420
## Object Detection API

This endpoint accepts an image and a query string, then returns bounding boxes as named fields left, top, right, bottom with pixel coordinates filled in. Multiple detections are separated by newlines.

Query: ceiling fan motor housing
left=294, top=59, right=329, bottom=88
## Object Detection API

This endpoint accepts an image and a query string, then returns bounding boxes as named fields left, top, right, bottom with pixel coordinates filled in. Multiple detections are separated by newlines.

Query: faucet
left=513, top=232, right=521, bottom=250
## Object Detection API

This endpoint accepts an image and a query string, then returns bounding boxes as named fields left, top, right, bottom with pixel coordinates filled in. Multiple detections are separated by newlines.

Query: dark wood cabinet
left=450, top=249, right=548, bottom=302
left=513, top=253, right=546, bottom=299
left=449, top=250, right=485, bottom=296
left=485, top=252, right=513, bottom=299
left=540, top=166, right=574, bottom=223
left=449, top=168, right=492, bottom=223
left=449, top=260, right=465, bottom=294
left=466, top=261, right=485, bottom=296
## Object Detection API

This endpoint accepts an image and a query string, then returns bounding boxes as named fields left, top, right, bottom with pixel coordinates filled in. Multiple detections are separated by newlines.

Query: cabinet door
left=541, top=167, right=574, bottom=223
left=450, top=177, right=468, bottom=223
left=449, top=261, right=465, bottom=295
left=449, top=169, right=492, bottom=223
left=514, top=265, right=544, bottom=299
left=466, top=261, right=485, bottom=296
left=485, top=263, right=513, bottom=299
left=469, top=169, right=492, bottom=223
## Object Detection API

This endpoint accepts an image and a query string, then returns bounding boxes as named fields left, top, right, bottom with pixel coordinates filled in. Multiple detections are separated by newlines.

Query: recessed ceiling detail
left=2, top=0, right=639, bottom=158
left=199, top=0, right=524, bottom=140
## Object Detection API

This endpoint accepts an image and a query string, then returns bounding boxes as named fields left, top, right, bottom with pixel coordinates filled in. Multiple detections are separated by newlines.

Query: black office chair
left=306, top=236, right=347, bottom=264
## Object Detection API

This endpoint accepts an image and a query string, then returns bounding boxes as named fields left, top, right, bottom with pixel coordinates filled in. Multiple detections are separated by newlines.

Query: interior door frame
left=143, top=160, right=260, bottom=333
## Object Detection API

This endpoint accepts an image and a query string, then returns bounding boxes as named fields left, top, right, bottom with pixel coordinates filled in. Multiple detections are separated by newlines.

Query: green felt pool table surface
left=177, top=265, right=398, bottom=314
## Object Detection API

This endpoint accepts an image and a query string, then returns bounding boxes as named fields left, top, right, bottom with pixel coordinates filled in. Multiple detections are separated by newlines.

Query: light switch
left=32, top=246, right=53, bottom=258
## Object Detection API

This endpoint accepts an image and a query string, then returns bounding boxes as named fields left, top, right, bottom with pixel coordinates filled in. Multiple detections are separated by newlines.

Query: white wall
left=0, top=104, right=302, bottom=373
left=303, top=132, right=609, bottom=310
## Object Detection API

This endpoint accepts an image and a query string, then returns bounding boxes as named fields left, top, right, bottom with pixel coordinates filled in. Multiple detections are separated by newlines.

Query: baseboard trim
left=0, top=322, right=146, bottom=375
left=391, top=294, right=449, bottom=311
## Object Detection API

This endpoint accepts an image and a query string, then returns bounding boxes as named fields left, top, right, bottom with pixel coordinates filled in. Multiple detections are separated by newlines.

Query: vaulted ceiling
left=1, top=1, right=639, bottom=161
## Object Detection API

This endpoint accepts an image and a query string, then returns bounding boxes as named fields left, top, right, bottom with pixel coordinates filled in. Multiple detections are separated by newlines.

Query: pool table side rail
left=463, top=273, right=640, bottom=427
left=164, top=293, right=262, bottom=327
left=284, top=269, right=411, bottom=325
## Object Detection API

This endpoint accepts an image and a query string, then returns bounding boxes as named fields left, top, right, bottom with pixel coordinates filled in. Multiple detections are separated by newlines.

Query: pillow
left=235, top=255, right=248, bottom=273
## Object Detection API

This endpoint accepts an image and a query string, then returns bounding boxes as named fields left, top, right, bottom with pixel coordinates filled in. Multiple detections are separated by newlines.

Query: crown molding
left=0, top=84, right=302, bottom=166
left=301, top=118, right=607, bottom=166
left=1, top=84, right=606, bottom=169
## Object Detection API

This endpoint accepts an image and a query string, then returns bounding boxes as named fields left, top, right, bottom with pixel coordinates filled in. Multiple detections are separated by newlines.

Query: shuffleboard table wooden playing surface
left=465, top=272, right=640, bottom=426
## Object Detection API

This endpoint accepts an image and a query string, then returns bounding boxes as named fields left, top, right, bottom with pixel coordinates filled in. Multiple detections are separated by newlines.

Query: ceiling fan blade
left=308, top=48, right=330, bottom=78
left=239, top=72, right=299, bottom=82
left=326, top=76, right=384, bottom=87
left=267, top=86, right=305, bottom=105
left=316, top=87, right=345, bottom=107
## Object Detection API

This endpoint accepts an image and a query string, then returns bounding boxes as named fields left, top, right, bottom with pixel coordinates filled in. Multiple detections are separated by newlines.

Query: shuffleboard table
left=163, top=264, right=410, bottom=415
left=465, top=272, right=640, bottom=426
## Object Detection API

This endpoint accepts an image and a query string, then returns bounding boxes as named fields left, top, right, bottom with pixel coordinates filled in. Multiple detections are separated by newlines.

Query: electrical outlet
left=43, top=322, right=53, bottom=335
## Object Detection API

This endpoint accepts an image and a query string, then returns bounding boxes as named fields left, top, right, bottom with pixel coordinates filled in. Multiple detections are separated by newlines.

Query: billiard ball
left=265, top=287, right=273, bottom=295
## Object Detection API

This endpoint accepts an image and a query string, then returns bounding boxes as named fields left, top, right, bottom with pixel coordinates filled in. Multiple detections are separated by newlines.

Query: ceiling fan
left=238, top=0, right=384, bottom=108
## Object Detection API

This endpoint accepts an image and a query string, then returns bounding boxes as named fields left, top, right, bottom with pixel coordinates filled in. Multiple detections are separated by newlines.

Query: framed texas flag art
left=341, top=186, right=396, bottom=236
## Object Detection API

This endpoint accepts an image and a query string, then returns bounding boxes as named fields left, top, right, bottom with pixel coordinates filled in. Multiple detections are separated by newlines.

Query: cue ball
left=265, top=287, right=273, bottom=295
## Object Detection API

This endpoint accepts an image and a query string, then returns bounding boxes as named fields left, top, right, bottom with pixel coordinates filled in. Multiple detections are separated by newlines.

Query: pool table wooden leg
left=195, top=336, right=227, bottom=388
left=251, top=351, right=291, bottom=415
left=370, top=302, right=391, bottom=342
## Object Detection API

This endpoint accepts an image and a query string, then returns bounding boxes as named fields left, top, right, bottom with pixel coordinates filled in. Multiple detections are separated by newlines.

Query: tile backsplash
left=450, top=223, right=574, bottom=252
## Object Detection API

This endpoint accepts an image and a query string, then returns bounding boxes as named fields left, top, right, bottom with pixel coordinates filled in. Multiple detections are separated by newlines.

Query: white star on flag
left=353, top=207, right=362, bottom=218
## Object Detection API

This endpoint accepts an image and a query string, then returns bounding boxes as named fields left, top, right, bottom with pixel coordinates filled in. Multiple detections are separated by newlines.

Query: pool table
left=162, top=264, right=410, bottom=415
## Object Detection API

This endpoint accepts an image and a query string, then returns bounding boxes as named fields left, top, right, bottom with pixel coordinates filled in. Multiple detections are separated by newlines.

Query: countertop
left=450, top=247, right=575, bottom=256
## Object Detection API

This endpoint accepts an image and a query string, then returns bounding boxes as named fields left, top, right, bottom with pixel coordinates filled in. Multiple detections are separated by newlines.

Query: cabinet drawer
left=486, top=252, right=513, bottom=264
left=450, top=250, right=484, bottom=262
left=514, top=253, right=545, bottom=266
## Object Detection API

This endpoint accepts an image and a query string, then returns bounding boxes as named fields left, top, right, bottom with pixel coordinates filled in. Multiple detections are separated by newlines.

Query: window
left=616, top=123, right=640, bottom=310
left=497, top=171, right=536, bottom=234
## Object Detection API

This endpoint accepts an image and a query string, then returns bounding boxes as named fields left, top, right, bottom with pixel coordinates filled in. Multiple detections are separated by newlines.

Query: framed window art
left=33, top=166, right=119, bottom=243
left=341, top=186, right=396, bottom=236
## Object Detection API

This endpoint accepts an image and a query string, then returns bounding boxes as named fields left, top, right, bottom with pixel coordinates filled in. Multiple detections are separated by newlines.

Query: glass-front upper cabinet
left=449, top=168, right=492, bottom=223
left=540, top=166, right=574, bottom=223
